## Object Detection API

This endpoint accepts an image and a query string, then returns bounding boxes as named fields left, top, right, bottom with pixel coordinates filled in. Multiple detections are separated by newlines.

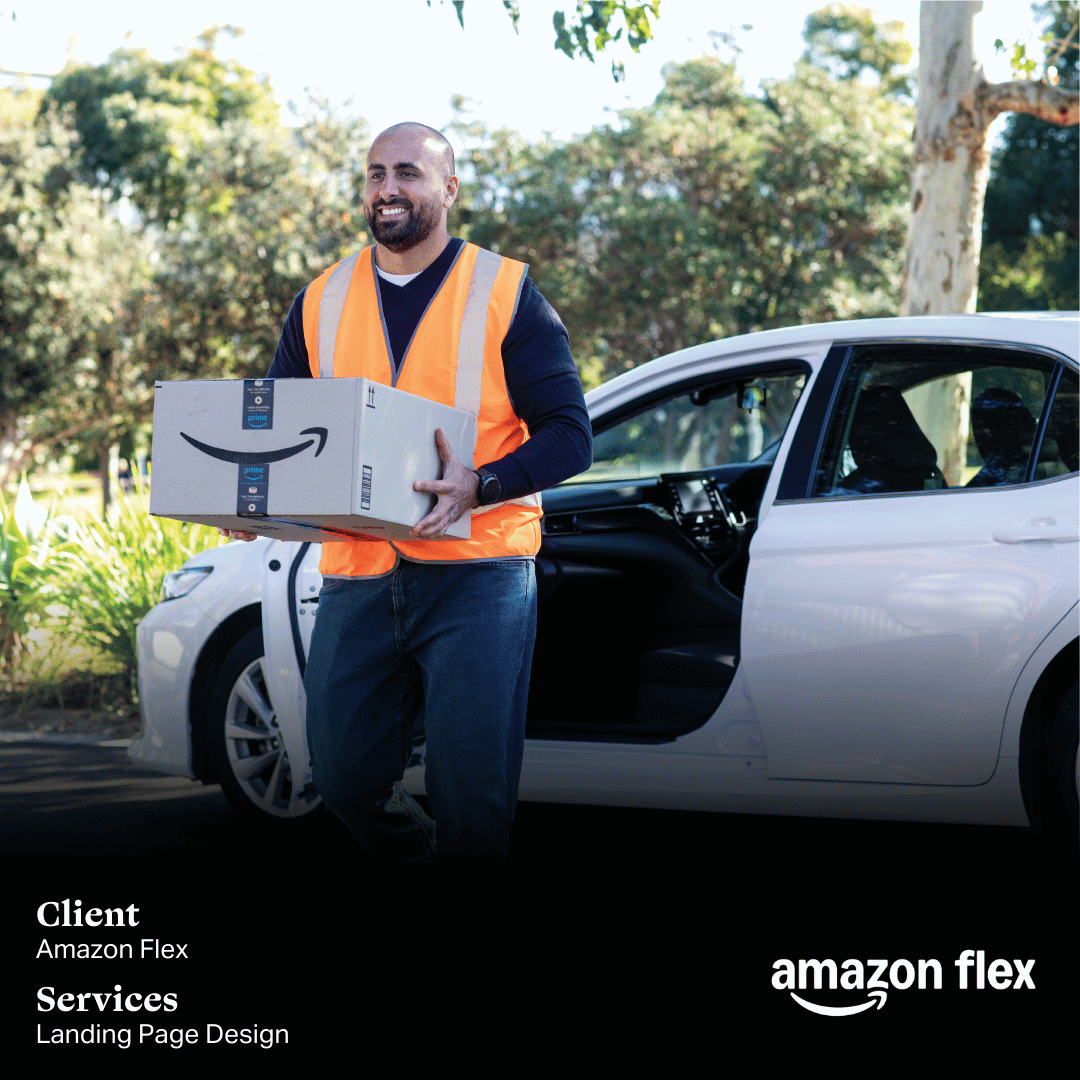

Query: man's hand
left=218, top=528, right=259, bottom=542
left=410, top=428, right=479, bottom=538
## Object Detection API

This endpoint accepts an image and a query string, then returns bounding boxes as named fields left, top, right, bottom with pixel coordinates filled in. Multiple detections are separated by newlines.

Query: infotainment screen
left=673, top=478, right=712, bottom=513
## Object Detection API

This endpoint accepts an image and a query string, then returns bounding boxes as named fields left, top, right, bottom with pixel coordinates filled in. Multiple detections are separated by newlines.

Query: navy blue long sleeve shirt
left=266, top=238, right=592, bottom=501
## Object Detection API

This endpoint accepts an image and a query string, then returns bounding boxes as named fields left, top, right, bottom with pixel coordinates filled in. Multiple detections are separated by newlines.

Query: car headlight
left=160, top=566, right=213, bottom=602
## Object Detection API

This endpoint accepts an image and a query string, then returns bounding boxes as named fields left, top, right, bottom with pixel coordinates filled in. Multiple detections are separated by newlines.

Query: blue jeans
left=303, top=558, right=537, bottom=860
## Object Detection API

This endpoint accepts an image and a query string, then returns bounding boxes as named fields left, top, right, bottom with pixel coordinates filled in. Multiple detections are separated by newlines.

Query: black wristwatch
left=475, top=467, right=503, bottom=507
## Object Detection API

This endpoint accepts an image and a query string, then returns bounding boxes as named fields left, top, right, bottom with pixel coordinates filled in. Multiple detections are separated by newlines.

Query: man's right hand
left=218, top=528, right=259, bottom=542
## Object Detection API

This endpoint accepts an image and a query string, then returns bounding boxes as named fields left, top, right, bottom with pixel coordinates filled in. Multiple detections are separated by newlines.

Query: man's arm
left=266, top=288, right=313, bottom=379
left=484, top=278, right=593, bottom=498
left=412, top=279, right=592, bottom=535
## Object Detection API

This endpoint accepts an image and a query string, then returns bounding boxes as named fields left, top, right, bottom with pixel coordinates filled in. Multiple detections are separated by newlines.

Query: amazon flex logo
left=773, top=952, right=1035, bottom=1016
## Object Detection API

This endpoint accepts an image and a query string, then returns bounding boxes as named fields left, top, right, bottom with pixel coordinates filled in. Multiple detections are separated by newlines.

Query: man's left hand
left=410, top=428, right=479, bottom=538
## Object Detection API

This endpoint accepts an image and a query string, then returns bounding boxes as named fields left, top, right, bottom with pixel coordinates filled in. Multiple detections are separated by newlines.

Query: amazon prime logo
left=237, top=462, right=269, bottom=516
left=772, top=951, right=1035, bottom=1016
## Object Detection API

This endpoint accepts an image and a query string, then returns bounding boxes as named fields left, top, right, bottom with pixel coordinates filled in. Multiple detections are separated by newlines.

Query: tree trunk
left=900, top=1, right=990, bottom=318
left=900, top=1, right=1079, bottom=317
left=902, top=375, right=972, bottom=486
left=99, top=442, right=118, bottom=519
left=899, top=2, right=1078, bottom=482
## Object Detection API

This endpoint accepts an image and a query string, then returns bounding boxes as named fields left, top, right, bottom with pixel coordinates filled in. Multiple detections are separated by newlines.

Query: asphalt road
left=3, top=735, right=1073, bottom=874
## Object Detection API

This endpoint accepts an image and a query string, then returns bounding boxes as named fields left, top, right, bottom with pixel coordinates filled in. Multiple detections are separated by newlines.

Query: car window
left=572, top=370, right=807, bottom=484
left=810, top=345, right=1064, bottom=498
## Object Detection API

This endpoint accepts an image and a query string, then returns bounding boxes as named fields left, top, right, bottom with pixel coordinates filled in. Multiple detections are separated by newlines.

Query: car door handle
left=993, top=525, right=1079, bottom=544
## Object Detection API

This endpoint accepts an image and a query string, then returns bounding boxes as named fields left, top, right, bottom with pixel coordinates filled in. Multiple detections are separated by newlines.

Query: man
left=224, top=122, right=591, bottom=859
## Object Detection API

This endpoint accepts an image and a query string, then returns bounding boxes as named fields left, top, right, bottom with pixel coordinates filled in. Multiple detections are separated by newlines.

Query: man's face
left=364, top=130, right=455, bottom=253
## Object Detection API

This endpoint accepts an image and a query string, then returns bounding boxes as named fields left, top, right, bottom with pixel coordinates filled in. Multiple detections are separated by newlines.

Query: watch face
left=479, top=472, right=501, bottom=505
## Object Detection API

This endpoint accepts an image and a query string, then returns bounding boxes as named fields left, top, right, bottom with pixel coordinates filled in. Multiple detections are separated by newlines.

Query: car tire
left=1045, top=676, right=1079, bottom=836
left=207, top=627, right=322, bottom=822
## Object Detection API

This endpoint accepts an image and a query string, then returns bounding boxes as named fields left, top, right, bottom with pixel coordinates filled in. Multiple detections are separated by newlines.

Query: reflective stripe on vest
left=303, top=243, right=542, bottom=575
left=318, top=252, right=361, bottom=379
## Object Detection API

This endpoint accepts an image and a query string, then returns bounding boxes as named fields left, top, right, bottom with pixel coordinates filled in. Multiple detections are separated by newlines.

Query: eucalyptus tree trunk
left=901, top=1, right=1078, bottom=317
left=899, top=1, right=1078, bottom=483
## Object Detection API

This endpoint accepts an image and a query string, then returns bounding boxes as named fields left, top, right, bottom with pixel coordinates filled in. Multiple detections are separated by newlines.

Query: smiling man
left=244, top=122, right=592, bottom=860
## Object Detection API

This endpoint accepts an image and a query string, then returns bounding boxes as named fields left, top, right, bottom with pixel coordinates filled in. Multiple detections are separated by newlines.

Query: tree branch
left=981, top=78, right=1079, bottom=126
left=1046, top=21, right=1078, bottom=74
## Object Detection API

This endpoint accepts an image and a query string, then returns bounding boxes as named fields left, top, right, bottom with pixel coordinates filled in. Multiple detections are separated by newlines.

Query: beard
left=364, top=197, right=442, bottom=253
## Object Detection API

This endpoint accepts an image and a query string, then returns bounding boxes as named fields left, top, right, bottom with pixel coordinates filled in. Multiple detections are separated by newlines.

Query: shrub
left=0, top=481, right=70, bottom=681
left=48, top=494, right=227, bottom=700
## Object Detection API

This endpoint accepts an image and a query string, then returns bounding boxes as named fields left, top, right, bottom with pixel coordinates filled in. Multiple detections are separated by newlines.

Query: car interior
left=811, top=347, right=1076, bottom=496
left=526, top=365, right=808, bottom=742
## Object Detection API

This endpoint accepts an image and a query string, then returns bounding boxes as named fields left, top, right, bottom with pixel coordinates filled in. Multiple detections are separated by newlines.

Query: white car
left=131, top=314, right=1079, bottom=837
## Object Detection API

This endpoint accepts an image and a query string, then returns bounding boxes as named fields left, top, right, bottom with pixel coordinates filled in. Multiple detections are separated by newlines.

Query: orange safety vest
left=301, top=242, right=543, bottom=577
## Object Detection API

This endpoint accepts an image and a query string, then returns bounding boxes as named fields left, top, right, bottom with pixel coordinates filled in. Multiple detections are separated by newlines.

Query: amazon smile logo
left=773, top=951, right=1035, bottom=1016
left=180, top=427, right=328, bottom=464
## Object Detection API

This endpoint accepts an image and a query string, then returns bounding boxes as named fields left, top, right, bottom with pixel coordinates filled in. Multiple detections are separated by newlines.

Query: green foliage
left=0, top=93, right=96, bottom=446
left=0, top=481, right=72, bottom=678
left=0, top=87, right=158, bottom=486
left=47, top=495, right=227, bottom=698
left=4, top=36, right=368, bottom=484
left=0, top=489, right=37, bottom=670
left=429, top=0, right=658, bottom=81
left=0, top=479, right=226, bottom=704
left=994, top=0, right=1078, bottom=82
left=802, top=3, right=913, bottom=96
left=978, top=233, right=1078, bottom=311
left=44, top=26, right=279, bottom=223
left=458, top=51, right=910, bottom=385
left=140, top=103, right=369, bottom=387
left=553, top=2, right=659, bottom=79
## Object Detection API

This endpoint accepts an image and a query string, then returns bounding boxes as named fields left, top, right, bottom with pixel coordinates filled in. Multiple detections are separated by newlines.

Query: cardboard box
left=149, top=377, right=477, bottom=542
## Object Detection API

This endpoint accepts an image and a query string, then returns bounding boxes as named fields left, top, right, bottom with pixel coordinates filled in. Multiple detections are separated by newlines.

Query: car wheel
left=1045, top=676, right=1079, bottom=835
left=208, top=627, right=322, bottom=821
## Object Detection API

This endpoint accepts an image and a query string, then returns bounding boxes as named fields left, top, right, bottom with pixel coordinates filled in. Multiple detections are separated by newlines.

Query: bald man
left=246, top=122, right=591, bottom=860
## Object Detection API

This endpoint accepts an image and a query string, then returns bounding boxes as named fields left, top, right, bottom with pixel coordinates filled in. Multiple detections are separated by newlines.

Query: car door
left=526, top=360, right=811, bottom=746
left=742, top=340, right=1079, bottom=785
left=261, top=540, right=323, bottom=792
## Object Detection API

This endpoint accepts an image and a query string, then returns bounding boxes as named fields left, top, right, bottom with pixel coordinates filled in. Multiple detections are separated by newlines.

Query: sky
left=0, top=1, right=1053, bottom=152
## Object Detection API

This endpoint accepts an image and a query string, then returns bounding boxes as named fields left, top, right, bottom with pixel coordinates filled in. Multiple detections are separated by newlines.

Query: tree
left=0, top=91, right=145, bottom=493
left=456, top=43, right=910, bottom=387
left=894, top=2, right=1077, bottom=484
left=141, top=101, right=368, bottom=389
left=44, top=27, right=279, bottom=224
left=8, top=30, right=288, bottom=510
left=900, top=0, right=1079, bottom=317
left=4, top=34, right=369, bottom=510
left=978, top=2, right=1078, bottom=311
left=802, top=2, right=913, bottom=96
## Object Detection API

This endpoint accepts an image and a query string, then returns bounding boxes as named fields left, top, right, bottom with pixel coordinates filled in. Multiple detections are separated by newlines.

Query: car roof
left=584, top=313, right=1080, bottom=412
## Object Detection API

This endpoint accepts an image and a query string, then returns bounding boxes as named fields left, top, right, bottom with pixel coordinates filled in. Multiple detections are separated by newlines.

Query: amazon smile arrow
left=180, top=427, right=328, bottom=464
left=790, top=989, right=887, bottom=1016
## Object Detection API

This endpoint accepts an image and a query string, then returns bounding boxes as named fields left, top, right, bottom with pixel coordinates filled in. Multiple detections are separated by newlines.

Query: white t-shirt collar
left=374, top=261, right=421, bottom=287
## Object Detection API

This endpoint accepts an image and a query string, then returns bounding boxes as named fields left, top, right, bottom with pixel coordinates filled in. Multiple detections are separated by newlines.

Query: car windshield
left=571, top=370, right=806, bottom=484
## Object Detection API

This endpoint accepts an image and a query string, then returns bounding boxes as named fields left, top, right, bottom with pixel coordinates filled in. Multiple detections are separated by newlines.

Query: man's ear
left=444, top=174, right=459, bottom=209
